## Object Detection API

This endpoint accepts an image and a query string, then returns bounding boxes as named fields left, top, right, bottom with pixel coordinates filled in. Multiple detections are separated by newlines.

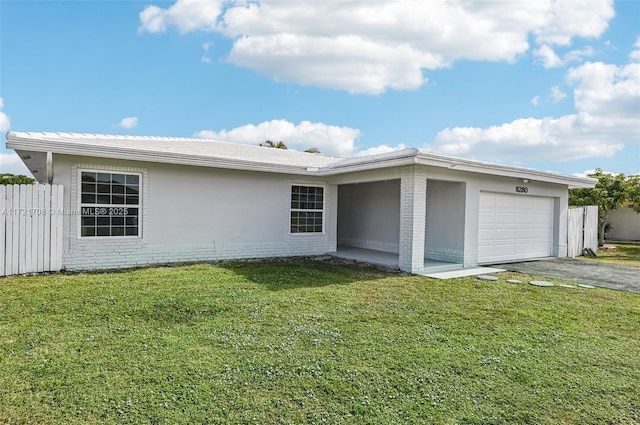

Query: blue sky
left=1, top=0, right=638, bottom=177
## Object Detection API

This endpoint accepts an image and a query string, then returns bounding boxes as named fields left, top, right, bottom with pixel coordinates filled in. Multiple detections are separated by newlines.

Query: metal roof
left=5, top=131, right=596, bottom=188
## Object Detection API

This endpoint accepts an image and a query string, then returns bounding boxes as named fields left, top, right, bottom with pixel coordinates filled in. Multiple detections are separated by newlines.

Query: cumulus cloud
left=196, top=119, right=361, bottom=156
left=550, top=85, right=568, bottom=102
left=430, top=59, right=639, bottom=162
left=0, top=97, right=10, bottom=132
left=534, top=44, right=594, bottom=68
left=139, top=0, right=223, bottom=34
left=139, top=0, right=614, bottom=94
left=117, top=116, right=138, bottom=129
left=357, top=144, right=408, bottom=157
left=531, top=95, right=541, bottom=106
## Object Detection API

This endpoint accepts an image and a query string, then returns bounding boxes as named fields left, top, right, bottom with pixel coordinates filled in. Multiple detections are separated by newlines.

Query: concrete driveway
left=495, top=258, right=640, bottom=294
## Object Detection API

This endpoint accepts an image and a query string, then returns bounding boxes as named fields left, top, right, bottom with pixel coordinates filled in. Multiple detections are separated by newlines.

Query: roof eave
left=415, top=153, right=597, bottom=188
left=6, top=135, right=320, bottom=176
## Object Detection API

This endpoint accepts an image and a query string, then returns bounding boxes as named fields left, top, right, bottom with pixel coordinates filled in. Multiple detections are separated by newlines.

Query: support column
left=399, top=166, right=427, bottom=274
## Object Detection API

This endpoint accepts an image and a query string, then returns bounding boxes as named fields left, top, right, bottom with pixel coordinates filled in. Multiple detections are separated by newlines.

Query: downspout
left=46, top=152, right=53, bottom=184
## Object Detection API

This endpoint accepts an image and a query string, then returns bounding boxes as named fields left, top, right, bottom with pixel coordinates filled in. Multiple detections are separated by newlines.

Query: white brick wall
left=398, top=166, right=427, bottom=274
left=62, top=162, right=336, bottom=271
left=337, top=237, right=399, bottom=254
left=425, top=247, right=464, bottom=263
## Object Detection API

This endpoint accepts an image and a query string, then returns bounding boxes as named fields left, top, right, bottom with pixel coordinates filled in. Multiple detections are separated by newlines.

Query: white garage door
left=478, top=193, right=554, bottom=264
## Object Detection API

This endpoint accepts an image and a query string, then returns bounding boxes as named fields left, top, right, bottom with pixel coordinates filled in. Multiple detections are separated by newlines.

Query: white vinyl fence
left=568, top=205, right=598, bottom=258
left=1, top=184, right=64, bottom=276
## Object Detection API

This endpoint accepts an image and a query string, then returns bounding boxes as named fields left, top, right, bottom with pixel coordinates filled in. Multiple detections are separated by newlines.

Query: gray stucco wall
left=337, top=180, right=400, bottom=253
left=425, top=180, right=465, bottom=263
left=606, top=206, right=640, bottom=241
left=53, top=154, right=337, bottom=270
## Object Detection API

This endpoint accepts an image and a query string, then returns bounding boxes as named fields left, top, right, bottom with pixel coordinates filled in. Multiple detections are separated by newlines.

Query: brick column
left=399, top=166, right=427, bottom=273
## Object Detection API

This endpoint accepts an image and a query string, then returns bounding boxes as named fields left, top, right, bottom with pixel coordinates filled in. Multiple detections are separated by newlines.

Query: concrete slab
left=425, top=267, right=506, bottom=279
left=495, top=258, right=640, bottom=294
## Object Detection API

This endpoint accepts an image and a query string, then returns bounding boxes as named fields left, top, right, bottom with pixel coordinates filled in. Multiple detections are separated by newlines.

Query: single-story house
left=6, top=131, right=596, bottom=274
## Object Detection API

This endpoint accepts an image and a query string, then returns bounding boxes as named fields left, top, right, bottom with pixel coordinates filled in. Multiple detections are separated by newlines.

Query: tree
left=569, top=168, right=638, bottom=246
left=304, top=147, right=321, bottom=154
left=260, top=140, right=288, bottom=149
left=0, top=173, right=36, bottom=185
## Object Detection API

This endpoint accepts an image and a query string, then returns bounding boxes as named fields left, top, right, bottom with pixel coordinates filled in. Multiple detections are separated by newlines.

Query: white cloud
left=117, top=116, right=138, bottom=129
left=534, top=44, right=594, bottom=68
left=0, top=97, right=10, bottom=133
left=140, top=0, right=614, bottom=94
left=550, top=85, right=568, bottom=102
left=531, top=95, right=541, bottom=106
left=0, top=152, right=31, bottom=176
left=139, top=0, right=223, bottom=34
left=430, top=59, right=639, bottom=163
left=196, top=119, right=361, bottom=156
left=534, top=44, right=562, bottom=68
left=357, top=144, right=408, bottom=157
left=201, top=41, right=214, bottom=64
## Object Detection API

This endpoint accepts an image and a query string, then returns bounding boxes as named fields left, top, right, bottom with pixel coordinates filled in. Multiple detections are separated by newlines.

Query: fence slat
left=50, top=185, right=64, bottom=271
left=11, top=186, right=19, bottom=275
left=0, top=185, right=5, bottom=276
left=1, top=184, right=64, bottom=277
left=567, top=207, right=584, bottom=258
left=584, top=205, right=598, bottom=252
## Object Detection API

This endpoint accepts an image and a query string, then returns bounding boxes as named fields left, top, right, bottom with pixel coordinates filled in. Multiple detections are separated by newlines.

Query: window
left=80, top=171, right=140, bottom=237
left=290, top=185, right=323, bottom=233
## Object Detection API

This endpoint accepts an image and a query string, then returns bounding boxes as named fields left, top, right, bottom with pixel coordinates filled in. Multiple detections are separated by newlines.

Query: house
left=5, top=131, right=596, bottom=274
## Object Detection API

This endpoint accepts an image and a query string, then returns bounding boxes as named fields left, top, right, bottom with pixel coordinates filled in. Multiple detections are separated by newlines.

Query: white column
left=399, top=166, right=427, bottom=273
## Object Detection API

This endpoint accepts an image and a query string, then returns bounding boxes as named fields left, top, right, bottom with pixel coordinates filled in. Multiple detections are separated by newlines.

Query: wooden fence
left=1, top=184, right=64, bottom=276
left=568, top=205, right=598, bottom=258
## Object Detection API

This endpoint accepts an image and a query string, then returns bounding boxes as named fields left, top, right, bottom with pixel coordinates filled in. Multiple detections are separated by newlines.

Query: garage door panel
left=478, top=193, right=554, bottom=263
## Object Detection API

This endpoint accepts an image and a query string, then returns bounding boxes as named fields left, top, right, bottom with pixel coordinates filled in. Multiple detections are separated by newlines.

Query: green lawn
left=579, top=243, right=640, bottom=267
left=1, top=260, right=639, bottom=424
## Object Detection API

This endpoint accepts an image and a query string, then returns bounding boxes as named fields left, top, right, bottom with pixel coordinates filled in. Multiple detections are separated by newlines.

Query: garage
left=478, top=192, right=554, bottom=264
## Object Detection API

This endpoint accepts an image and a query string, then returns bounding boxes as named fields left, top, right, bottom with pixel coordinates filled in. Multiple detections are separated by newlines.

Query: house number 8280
left=515, top=186, right=529, bottom=193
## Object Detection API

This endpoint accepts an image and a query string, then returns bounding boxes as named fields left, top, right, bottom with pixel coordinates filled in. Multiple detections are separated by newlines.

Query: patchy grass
left=1, top=260, right=639, bottom=424
left=579, top=243, right=640, bottom=267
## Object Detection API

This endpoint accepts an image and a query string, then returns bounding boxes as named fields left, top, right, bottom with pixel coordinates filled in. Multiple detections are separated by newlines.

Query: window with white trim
left=290, top=185, right=324, bottom=233
left=80, top=171, right=140, bottom=237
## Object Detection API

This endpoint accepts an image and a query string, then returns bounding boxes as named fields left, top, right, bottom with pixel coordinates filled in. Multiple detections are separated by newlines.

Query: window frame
left=289, top=184, right=325, bottom=235
left=77, top=169, right=143, bottom=239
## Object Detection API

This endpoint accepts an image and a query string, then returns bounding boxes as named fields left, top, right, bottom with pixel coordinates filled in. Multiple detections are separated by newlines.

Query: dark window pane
left=81, top=172, right=96, bottom=183
left=125, top=186, right=139, bottom=195
left=97, top=184, right=110, bottom=194
left=125, top=227, right=138, bottom=236
left=315, top=225, right=322, bottom=232
left=125, top=195, right=139, bottom=205
left=81, top=217, right=95, bottom=226
left=112, top=195, right=125, bottom=204
left=81, top=226, right=95, bottom=237
left=96, top=226, right=110, bottom=236
left=126, top=217, right=138, bottom=226
left=112, top=227, right=125, bottom=236
left=82, top=183, right=96, bottom=194
left=97, top=195, right=110, bottom=204
left=97, top=217, right=110, bottom=226
left=126, top=175, right=139, bottom=185
left=97, top=173, right=111, bottom=183
left=111, top=174, right=126, bottom=184
left=112, top=217, right=124, bottom=226
left=112, top=184, right=124, bottom=194
left=81, top=194, right=96, bottom=204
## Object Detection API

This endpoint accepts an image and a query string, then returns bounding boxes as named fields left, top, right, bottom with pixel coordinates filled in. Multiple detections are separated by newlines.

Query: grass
left=1, top=259, right=639, bottom=424
left=578, top=243, right=640, bottom=267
